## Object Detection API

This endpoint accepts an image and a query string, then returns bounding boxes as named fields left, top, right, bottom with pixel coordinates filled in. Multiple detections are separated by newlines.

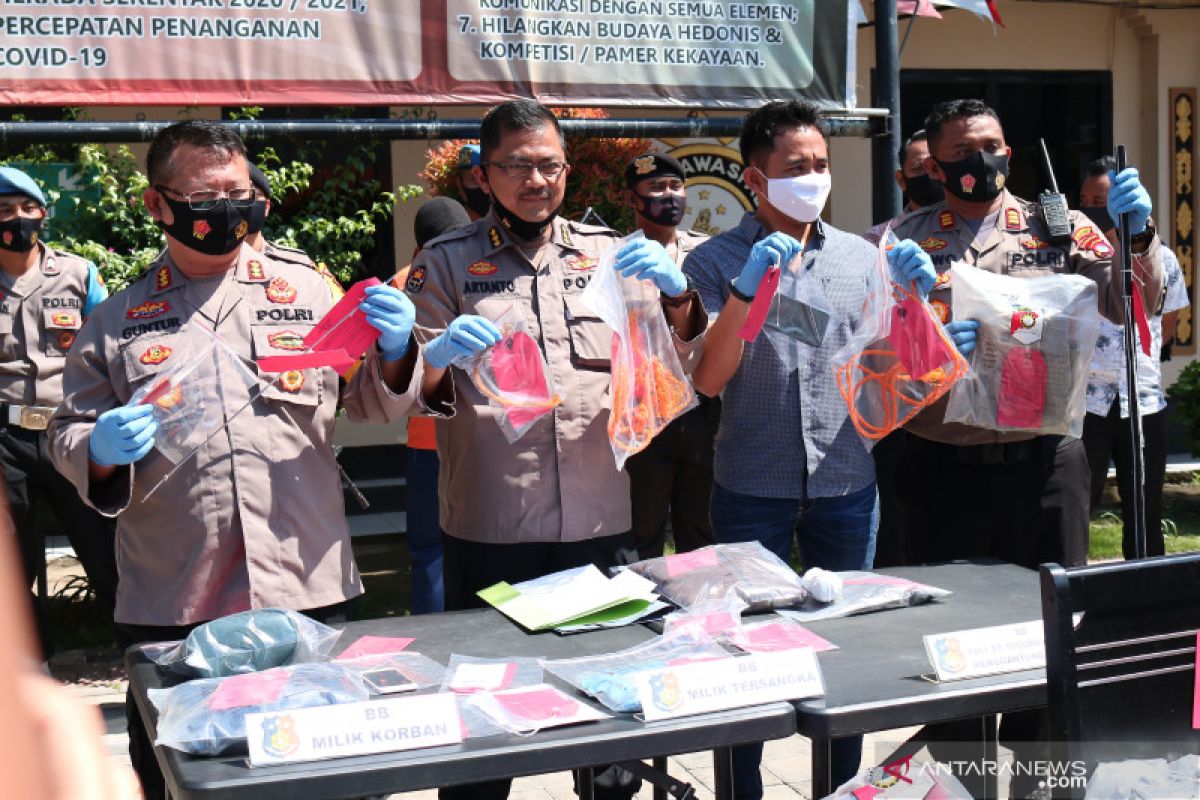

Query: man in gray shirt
left=684, top=99, right=936, bottom=797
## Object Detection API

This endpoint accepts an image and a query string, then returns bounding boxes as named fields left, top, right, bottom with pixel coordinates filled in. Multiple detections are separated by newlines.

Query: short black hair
left=923, top=99, right=1002, bottom=148
left=479, top=100, right=563, bottom=162
left=739, top=100, right=825, bottom=169
left=1086, top=155, right=1117, bottom=179
left=146, top=120, right=248, bottom=187
left=898, top=129, right=928, bottom=166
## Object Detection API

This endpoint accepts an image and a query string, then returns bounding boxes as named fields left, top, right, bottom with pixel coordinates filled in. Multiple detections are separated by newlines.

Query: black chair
left=1040, top=554, right=1200, bottom=775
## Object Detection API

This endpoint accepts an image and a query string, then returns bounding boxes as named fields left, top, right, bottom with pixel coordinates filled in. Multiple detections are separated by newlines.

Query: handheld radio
left=1038, top=138, right=1073, bottom=245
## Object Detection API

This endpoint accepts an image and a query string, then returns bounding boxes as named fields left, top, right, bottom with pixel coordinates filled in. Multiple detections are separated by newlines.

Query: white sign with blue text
left=245, top=693, right=462, bottom=767
left=634, top=649, right=825, bottom=722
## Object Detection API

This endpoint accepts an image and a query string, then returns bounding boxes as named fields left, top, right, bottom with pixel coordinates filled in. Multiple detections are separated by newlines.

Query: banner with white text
left=0, top=0, right=853, bottom=109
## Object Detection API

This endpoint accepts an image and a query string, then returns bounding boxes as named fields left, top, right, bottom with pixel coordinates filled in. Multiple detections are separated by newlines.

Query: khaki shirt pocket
left=42, top=307, right=82, bottom=356
left=563, top=294, right=612, bottom=369
left=250, top=323, right=323, bottom=408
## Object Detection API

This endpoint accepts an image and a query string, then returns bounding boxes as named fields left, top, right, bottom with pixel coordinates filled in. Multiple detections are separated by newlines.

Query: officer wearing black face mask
left=455, top=144, right=492, bottom=220
left=243, top=163, right=345, bottom=302
left=863, top=129, right=944, bottom=245
left=0, top=167, right=118, bottom=660
left=621, top=152, right=718, bottom=559
left=891, top=98, right=1165, bottom=800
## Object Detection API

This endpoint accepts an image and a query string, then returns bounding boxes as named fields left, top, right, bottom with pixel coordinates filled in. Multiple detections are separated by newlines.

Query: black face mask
left=635, top=192, right=686, bottom=227
left=1079, top=205, right=1115, bottom=233
left=158, top=196, right=253, bottom=256
left=491, top=195, right=559, bottom=241
left=935, top=150, right=1010, bottom=202
left=462, top=185, right=492, bottom=218
left=246, top=200, right=269, bottom=236
left=0, top=216, right=43, bottom=253
left=903, top=173, right=945, bottom=208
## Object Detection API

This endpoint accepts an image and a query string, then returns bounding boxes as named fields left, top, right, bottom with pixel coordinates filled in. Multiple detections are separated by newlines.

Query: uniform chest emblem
left=140, top=344, right=173, bottom=365
left=938, top=211, right=955, bottom=231
left=247, top=260, right=266, bottom=281
left=566, top=254, right=597, bottom=271
left=918, top=237, right=948, bottom=252
left=155, top=265, right=173, bottom=291
left=467, top=260, right=498, bottom=276
left=127, top=300, right=170, bottom=320
left=930, top=299, right=951, bottom=324
left=58, top=331, right=75, bottom=349
left=279, top=370, right=305, bottom=393
left=1005, top=208, right=1022, bottom=230
left=1021, top=236, right=1050, bottom=250
left=193, top=220, right=212, bottom=241
left=267, top=330, right=306, bottom=351
left=51, top=311, right=77, bottom=327
left=1072, top=226, right=1114, bottom=258
left=933, top=271, right=951, bottom=288
left=405, top=265, right=427, bottom=295
left=266, top=277, right=297, bottom=304
left=960, top=174, right=976, bottom=194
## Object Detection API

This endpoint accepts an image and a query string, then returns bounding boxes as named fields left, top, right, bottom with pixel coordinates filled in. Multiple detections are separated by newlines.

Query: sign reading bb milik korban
left=0, top=1, right=855, bottom=109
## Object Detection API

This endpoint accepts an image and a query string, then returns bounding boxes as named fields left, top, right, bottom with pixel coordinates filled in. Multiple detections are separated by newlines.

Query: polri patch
left=266, top=277, right=297, bottom=304
left=467, top=260, right=498, bottom=276
left=405, top=265, right=427, bottom=294
left=1072, top=226, right=1114, bottom=258
left=279, top=370, right=305, bottom=393
left=140, top=344, right=172, bottom=365
left=127, top=300, right=171, bottom=320
left=51, top=311, right=77, bottom=327
left=566, top=254, right=597, bottom=271
left=918, top=237, right=948, bottom=252
left=1021, top=236, right=1050, bottom=250
left=267, top=330, right=306, bottom=351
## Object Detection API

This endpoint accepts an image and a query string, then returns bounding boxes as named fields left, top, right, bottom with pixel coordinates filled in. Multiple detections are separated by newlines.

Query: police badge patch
left=405, top=265, right=427, bottom=294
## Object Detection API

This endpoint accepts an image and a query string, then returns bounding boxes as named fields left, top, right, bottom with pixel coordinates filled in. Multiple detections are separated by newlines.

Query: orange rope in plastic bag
left=608, top=310, right=693, bottom=454
left=833, top=284, right=969, bottom=441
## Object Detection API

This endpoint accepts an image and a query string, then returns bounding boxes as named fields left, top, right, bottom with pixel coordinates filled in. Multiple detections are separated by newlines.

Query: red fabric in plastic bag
left=737, top=266, right=781, bottom=342
left=996, top=347, right=1047, bottom=428
left=492, top=330, right=554, bottom=429
left=494, top=687, right=580, bottom=721
left=888, top=295, right=956, bottom=379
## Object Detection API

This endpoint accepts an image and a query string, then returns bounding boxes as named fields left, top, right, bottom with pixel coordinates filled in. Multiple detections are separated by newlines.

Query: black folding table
left=126, top=606, right=797, bottom=800
left=794, top=561, right=1047, bottom=797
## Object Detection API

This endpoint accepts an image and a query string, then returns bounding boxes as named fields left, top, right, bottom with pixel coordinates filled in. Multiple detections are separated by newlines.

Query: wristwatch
left=1130, top=223, right=1155, bottom=251
left=661, top=276, right=698, bottom=308
left=728, top=278, right=754, bottom=303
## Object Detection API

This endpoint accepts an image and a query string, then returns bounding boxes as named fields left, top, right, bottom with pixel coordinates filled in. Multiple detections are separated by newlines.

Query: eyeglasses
left=484, top=161, right=568, bottom=180
left=155, top=185, right=255, bottom=211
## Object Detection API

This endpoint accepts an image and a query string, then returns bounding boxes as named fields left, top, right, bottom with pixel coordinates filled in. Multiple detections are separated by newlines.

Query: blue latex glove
left=887, top=239, right=937, bottom=299
left=944, top=319, right=980, bottom=356
left=422, top=315, right=503, bottom=370
left=613, top=238, right=687, bottom=297
left=1107, top=168, right=1152, bottom=236
left=732, top=231, right=802, bottom=299
left=360, top=283, right=415, bottom=361
left=88, top=404, right=157, bottom=467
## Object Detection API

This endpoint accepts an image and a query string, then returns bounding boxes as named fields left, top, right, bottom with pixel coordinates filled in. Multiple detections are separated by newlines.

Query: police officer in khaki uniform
left=47, top=120, right=424, bottom=800
left=891, top=100, right=1163, bottom=798
left=244, top=162, right=346, bottom=301
left=403, top=100, right=705, bottom=800
left=0, top=166, right=118, bottom=658
left=891, top=99, right=1163, bottom=570
left=621, top=153, right=717, bottom=558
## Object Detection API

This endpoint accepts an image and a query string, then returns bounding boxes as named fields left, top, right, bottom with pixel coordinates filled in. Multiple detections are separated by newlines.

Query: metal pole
left=0, top=116, right=884, bottom=145
left=1116, top=144, right=1148, bottom=560
left=873, top=0, right=902, bottom=223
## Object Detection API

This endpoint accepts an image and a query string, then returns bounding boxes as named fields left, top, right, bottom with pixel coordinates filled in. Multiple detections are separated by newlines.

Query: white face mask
left=763, top=171, right=832, bottom=223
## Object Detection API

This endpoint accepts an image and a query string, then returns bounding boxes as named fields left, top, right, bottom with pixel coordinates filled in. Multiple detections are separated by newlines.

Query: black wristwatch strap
left=728, top=278, right=754, bottom=303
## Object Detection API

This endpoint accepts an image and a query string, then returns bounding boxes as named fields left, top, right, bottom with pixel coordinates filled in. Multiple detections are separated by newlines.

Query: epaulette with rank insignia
left=265, top=241, right=316, bottom=268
